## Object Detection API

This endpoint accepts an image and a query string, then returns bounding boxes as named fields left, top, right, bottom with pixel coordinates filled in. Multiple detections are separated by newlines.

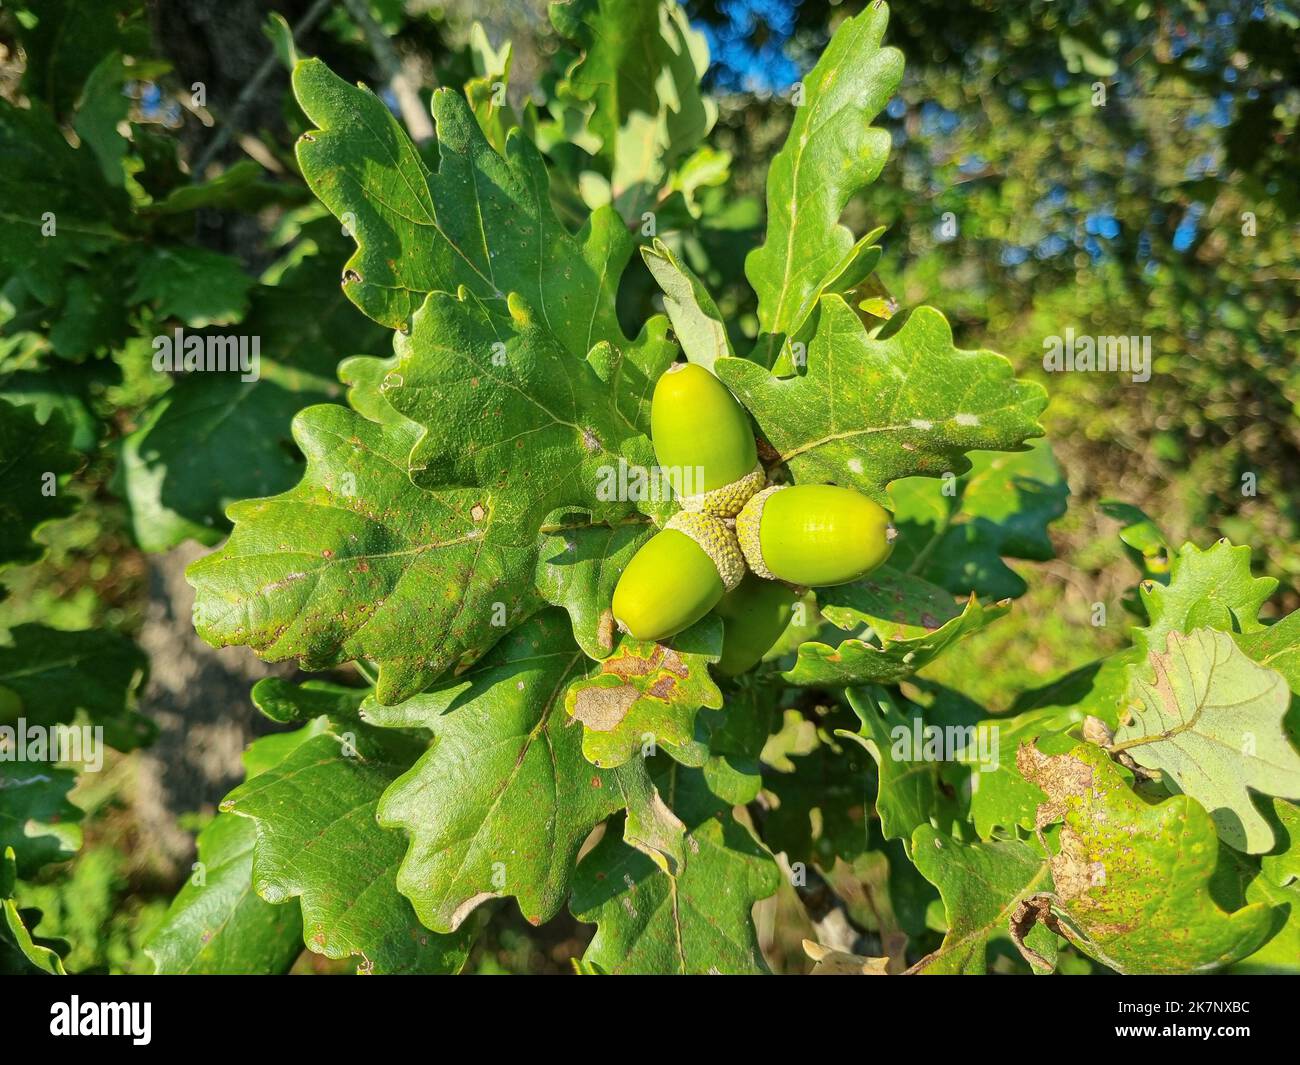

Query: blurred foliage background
left=0, top=0, right=1295, bottom=973
left=689, top=0, right=1300, bottom=711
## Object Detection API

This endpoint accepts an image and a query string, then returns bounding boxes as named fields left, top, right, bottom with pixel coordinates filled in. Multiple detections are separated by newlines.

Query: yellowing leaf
left=1017, top=742, right=1277, bottom=973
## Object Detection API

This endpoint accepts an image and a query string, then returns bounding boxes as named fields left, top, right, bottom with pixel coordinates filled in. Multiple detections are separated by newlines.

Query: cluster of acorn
left=611, top=362, right=895, bottom=673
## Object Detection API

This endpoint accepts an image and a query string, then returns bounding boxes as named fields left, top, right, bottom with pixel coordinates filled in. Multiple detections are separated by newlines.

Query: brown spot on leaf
left=1017, top=743, right=1108, bottom=903
left=603, top=645, right=665, bottom=680
left=647, top=675, right=677, bottom=700
left=572, top=684, right=639, bottom=732
left=470, top=503, right=486, bottom=522
left=1052, top=829, right=1109, bottom=903
left=597, top=609, right=616, bottom=653
left=1016, top=742, right=1094, bottom=829
left=1009, top=895, right=1062, bottom=972
left=1081, top=715, right=1114, bottom=747
left=658, top=648, right=688, bottom=678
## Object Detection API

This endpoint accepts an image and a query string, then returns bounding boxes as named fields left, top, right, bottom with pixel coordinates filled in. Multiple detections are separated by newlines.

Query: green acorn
left=612, top=511, right=746, bottom=643
left=737, top=484, right=894, bottom=586
left=712, top=575, right=797, bottom=676
left=651, top=363, right=764, bottom=516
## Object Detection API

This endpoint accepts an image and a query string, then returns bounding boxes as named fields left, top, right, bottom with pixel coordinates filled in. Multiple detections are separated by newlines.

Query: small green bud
left=737, top=484, right=894, bottom=586
left=612, top=511, right=745, bottom=643
left=651, top=363, right=762, bottom=516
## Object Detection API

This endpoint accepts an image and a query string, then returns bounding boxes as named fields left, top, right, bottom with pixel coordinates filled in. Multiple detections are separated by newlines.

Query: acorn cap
left=665, top=510, right=745, bottom=591
left=677, top=462, right=766, bottom=517
left=735, top=484, right=783, bottom=579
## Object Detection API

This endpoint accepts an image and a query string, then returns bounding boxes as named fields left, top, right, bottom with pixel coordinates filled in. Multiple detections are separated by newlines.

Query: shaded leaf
left=908, top=825, right=1056, bottom=975
left=145, top=160, right=281, bottom=215
left=0, top=99, right=127, bottom=307
left=696, top=684, right=773, bottom=808
left=121, top=236, right=388, bottom=551
left=187, top=404, right=541, bottom=705
left=0, top=365, right=98, bottom=452
left=785, top=568, right=1010, bottom=686
left=45, top=265, right=132, bottom=359
left=250, top=676, right=366, bottom=725
left=0, top=766, right=82, bottom=878
left=146, top=814, right=303, bottom=975
left=760, top=707, right=872, bottom=865
left=128, top=246, right=253, bottom=328
left=535, top=520, right=655, bottom=659
left=365, top=610, right=626, bottom=932
left=571, top=764, right=779, bottom=974
left=292, top=57, right=632, bottom=359
left=843, top=688, right=966, bottom=845
left=223, top=718, right=474, bottom=974
left=1, top=846, right=66, bottom=975
left=72, top=51, right=130, bottom=187
left=0, top=401, right=79, bottom=570
left=16, top=0, right=147, bottom=118
left=886, top=439, right=1067, bottom=600
left=0, top=624, right=151, bottom=751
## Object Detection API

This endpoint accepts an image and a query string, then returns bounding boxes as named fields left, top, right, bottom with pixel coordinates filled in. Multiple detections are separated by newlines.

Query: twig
left=190, top=0, right=335, bottom=179
left=339, top=0, right=434, bottom=143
